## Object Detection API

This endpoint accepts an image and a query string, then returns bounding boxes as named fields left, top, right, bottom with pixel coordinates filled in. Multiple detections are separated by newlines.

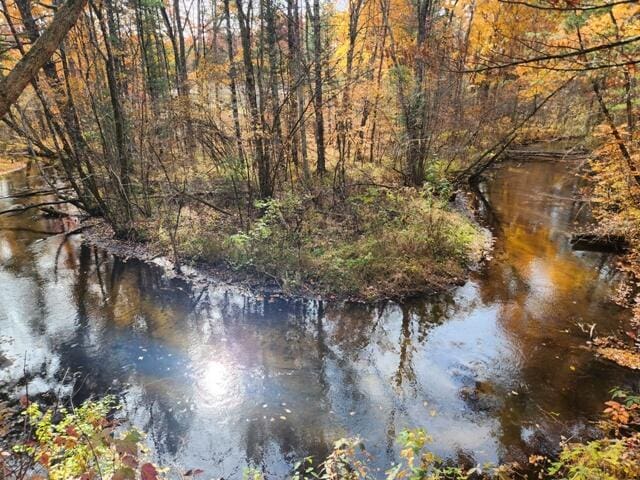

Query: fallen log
left=39, top=206, right=71, bottom=218
left=570, top=233, right=629, bottom=253
left=0, top=186, right=72, bottom=201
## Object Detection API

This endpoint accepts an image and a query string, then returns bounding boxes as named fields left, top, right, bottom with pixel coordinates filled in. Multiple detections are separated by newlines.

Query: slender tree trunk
left=576, top=22, right=638, bottom=187
left=223, top=0, right=245, bottom=162
left=592, top=79, right=639, bottom=185
left=160, top=5, right=181, bottom=93
left=609, top=10, right=635, bottom=137
left=173, top=0, right=189, bottom=96
left=236, top=0, right=272, bottom=198
left=92, top=1, right=135, bottom=232
left=264, top=0, right=284, bottom=177
left=309, top=0, right=326, bottom=176
left=336, top=0, right=364, bottom=189
left=290, top=0, right=311, bottom=181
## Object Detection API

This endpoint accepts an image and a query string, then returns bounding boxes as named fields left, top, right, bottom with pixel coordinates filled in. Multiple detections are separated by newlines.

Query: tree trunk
left=309, top=0, right=326, bottom=176
left=223, top=0, right=246, bottom=163
left=173, top=0, right=189, bottom=96
left=0, top=0, right=88, bottom=118
left=236, top=0, right=273, bottom=198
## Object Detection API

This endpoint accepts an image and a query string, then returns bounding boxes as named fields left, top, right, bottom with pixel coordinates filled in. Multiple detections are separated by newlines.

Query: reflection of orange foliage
left=502, top=221, right=596, bottom=294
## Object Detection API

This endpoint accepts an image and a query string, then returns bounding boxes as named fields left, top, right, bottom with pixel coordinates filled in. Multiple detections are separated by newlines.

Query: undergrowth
left=154, top=186, right=485, bottom=300
left=1, top=397, right=160, bottom=480
left=587, top=138, right=640, bottom=359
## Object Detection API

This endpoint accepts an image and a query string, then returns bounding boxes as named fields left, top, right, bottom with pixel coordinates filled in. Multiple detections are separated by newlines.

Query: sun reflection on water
left=193, top=358, right=246, bottom=413
left=199, top=360, right=231, bottom=395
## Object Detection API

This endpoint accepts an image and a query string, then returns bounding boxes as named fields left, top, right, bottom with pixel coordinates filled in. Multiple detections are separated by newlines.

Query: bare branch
left=498, top=0, right=637, bottom=11
left=0, top=0, right=87, bottom=117
left=464, top=35, right=640, bottom=72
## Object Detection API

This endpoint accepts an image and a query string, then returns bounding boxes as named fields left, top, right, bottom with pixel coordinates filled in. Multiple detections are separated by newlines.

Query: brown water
left=0, top=160, right=638, bottom=477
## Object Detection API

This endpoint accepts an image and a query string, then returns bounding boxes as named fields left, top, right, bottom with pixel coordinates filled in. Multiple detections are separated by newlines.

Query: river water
left=0, top=160, right=638, bottom=477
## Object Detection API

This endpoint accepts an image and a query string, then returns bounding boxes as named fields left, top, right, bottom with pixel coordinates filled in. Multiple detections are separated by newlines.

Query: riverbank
left=582, top=148, right=640, bottom=370
left=81, top=186, right=490, bottom=302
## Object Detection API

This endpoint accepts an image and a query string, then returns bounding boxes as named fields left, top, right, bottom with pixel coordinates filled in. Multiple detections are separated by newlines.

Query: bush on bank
left=1, top=397, right=160, bottom=480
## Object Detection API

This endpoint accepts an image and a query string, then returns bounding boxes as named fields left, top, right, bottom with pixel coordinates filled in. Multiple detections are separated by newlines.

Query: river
left=0, top=159, right=637, bottom=477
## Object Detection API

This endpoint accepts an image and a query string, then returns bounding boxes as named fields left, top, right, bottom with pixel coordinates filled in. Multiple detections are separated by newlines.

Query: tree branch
left=499, top=0, right=637, bottom=11
left=0, top=200, right=78, bottom=216
left=463, top=35, right=640, bottom=73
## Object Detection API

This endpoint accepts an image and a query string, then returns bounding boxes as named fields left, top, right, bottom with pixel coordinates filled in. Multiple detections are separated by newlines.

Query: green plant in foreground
left=246, top=430, right=471, bottom=480
left=548, top=437, right=640, bottom=480
left=547, top=388, right=640, bottom=480
left=4, top=390, right=640, bottom=479
left=386, top=429, right=466, bottom=480
left=10, top=397, right=160, bottom=480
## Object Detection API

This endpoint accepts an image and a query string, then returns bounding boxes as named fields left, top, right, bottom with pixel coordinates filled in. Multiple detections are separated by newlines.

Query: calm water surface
left=1, top=160, right=638, bottom=477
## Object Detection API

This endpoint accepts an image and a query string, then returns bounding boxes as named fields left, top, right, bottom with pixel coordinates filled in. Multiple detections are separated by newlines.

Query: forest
left=1, top=0, right=640, bottom=478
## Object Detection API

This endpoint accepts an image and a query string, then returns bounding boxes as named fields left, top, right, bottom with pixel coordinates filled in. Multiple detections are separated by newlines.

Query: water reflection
left=1, top=162, right=639, bottom=477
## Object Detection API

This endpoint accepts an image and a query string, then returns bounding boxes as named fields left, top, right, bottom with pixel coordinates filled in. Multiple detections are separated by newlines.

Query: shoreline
left=0, top=160, right=493, bottom=303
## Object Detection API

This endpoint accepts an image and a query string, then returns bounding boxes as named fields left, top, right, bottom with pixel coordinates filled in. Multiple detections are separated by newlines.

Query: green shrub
left=245, top=429, right=470, bottom=480
left=7, top=397, right=159, bottom=480
left=548, top=437, right=640, bottom=480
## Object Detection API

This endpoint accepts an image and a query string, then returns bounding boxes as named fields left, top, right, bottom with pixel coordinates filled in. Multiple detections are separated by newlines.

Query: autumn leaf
left=38, top=451, right=50, bottom=467
left=122, top=453, right=139, bottom=468
left=113, top=467, right=136, bottom=480
left=140, top=463, right=159, bottom=480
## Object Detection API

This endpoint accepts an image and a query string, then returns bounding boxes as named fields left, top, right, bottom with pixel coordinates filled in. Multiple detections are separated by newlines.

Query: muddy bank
left=81, top=219, right=260, bottom=297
